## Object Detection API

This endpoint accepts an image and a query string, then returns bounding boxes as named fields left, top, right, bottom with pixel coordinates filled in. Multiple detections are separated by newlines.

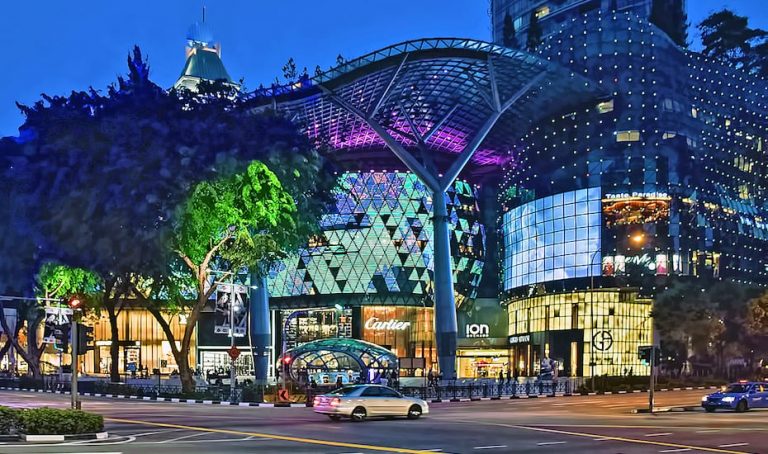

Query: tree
left=698, top=9, right=768, bottom=72
left=136, top=161, right=298, bottom=392
left=649, top=0, right=688, bottom=47
left=3, top=46, right=334, bottom=382
left=653, top=281, right=723, bottom=374
left=746, top=291, right=768, bottom=338
left=526, top=10, right=543, bottom=52
left=502, top=12, right=517, bottom=48
left=0, top=263, right=99, bottom=378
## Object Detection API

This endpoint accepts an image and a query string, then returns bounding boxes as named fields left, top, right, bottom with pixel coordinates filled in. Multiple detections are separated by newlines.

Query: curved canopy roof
left=246, top=38, right=601, bottom=174
left=285, top=338, right=398, bottom=378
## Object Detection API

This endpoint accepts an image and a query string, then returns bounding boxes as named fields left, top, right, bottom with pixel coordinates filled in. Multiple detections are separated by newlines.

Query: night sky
left=1, top=0, right=766, bottom=137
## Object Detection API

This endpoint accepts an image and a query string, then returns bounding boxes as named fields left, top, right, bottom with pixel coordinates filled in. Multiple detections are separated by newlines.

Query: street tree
left=653, top=281, right=723, bottom=374
left=135, top=161, right=298, bottom=392
left=2, top=46, right=332, bottom=382
left=746, top=291, right=768, bottom=338
left=0, top=263, right=99, bottom=378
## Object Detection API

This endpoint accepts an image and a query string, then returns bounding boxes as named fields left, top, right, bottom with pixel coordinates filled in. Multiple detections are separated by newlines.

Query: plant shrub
left=16, top=408, right=103, bottom=435
left=0, top=407, right=19, bottom=435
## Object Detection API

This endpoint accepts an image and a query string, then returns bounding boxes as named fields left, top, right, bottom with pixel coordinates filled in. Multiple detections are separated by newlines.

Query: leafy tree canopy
left=1, top=46, right=333, bottom=294
left=698, top=9, right=768, bottom=75
left=176, top=160, right=297, bottom=268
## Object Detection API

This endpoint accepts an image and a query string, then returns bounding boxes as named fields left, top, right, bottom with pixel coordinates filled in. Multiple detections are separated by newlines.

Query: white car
left=313, top=385, right=429, bottom=422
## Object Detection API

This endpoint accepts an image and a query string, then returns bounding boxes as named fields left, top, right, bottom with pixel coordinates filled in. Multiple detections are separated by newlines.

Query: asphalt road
left=0, top=389, right=766, bottom=453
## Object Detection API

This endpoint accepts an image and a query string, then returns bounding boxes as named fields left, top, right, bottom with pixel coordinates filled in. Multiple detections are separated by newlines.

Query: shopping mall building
left=12, top=2, right=765, bottom=382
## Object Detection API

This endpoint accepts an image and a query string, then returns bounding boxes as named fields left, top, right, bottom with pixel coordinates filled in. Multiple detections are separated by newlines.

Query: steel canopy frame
left=247, top=38, right=600, bottom=381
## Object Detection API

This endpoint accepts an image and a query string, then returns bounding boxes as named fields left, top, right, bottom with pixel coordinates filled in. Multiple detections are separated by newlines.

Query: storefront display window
left=361, top=306, right=435, bottom=376
left=505, top=291, right=652, bottom=377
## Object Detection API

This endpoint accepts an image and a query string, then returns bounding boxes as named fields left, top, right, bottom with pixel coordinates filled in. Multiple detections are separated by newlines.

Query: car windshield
left=724, top=384, right=750, bottom=393
left=328, top=386, right=361, bottom=396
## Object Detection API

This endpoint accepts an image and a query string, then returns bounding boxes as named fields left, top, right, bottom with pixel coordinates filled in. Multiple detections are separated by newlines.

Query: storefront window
left=505, top=291, right=652, bottom=377
left=360, top=306, right=435, bottom=376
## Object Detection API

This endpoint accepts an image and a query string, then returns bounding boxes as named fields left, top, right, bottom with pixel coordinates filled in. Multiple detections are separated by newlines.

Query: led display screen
left=502, top=187, right=602, bottom=290
left=268, top=172, right=485, bottom=308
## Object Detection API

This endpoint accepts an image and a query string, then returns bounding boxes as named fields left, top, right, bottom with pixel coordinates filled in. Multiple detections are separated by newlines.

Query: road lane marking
left=645, top=433, right=673, bottom=437
left=719, top=444, right=749, bottom=448
left=158, top=432, right=209, bottom=443
left=659, top=450, right=690, bottom=453
left=537, top=441, right=566, bottom=446
left=473, top=446, right=508, bottom=450
left=697, top=430, right=720, bottom=434
left=454, top=421, right=752, bottom=454
left=105, top=417, right=435, bottom=454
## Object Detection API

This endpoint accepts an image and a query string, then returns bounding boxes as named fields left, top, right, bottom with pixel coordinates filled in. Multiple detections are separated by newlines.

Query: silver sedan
left=313, top=385, right=429, bottom=422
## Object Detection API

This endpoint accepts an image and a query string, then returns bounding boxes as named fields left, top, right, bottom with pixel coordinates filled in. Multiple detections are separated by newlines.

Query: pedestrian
left=335, top=375, right=343, bottom=389
left=506, top=367, right=511, bottom=384
left=310, top=376, right=318, bottom=389
left=427, top=368, right=434, bottom=386
left=498, top=369, right=504, bottom=383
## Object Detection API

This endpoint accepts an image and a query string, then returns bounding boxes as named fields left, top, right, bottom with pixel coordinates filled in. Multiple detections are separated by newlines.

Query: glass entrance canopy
left=285, top=338, right=398, bottom=383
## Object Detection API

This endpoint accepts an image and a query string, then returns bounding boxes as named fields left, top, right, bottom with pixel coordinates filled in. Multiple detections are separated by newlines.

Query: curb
left=0, top=387, right=308, bottom=408
left=0, top=385, right=720, bottom=409
left=22, top=431, right=108, bottom=442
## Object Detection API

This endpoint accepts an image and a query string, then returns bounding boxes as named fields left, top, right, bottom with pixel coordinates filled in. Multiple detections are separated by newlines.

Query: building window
left=597, top=99, right=614, bottom=114
left=662, top=131, right=677, bottom=140
left=691, top=107, right=698, bottom=118
left=535, top=5, right=550, bottom=18
left=616, top=130, right=640, bottom=142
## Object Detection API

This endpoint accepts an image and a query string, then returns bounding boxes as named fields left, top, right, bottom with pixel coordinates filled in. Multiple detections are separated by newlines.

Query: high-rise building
left=491, top=0, right=684, bottom=48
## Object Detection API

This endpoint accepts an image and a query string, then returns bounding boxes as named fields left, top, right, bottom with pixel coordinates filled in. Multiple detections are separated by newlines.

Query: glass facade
left=269, top=171, right=485, bottom=308
left=506, top=290, right=652, bottom=377
left=360, top=306, right=436, bottom=375
left=503, top=188, right=602, bottom=290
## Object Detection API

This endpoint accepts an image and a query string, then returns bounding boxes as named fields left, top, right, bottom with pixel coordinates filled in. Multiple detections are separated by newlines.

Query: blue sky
left=0, top=0, right=765, bottom=137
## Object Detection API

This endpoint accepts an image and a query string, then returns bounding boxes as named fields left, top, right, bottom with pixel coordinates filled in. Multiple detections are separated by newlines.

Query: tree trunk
left=0, top=302, right=41, bottom=379
left=106, top=304, right=120, bottom=383
left=177, top=352, right=196, bottom=395
left=0, top=322, right=22, bottom=366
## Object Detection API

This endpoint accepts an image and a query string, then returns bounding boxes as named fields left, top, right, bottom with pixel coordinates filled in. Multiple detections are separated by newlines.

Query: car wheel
left=351, top=407, right=367, bottom=422
left=328, top=415, right=341, bottom=422
left=736, top=400, right=748, bottom=413
left=704, top=406, right=716, bottom=413
left=407, top=405, right=422, bottom=420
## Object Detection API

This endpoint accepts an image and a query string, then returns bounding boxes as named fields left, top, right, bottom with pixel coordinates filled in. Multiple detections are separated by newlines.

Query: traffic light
left=54, top=323, right=71, bottom=353
left=638, top=346, right=660, bottom=366
left=67, top=295, right=83, bottom=310
left=76, top=323, right=94, bottom=355
left=638, top=346, right=652, bottom=366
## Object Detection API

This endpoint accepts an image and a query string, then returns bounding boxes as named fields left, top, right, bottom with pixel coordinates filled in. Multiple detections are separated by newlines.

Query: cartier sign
left=365, top=317, right=411, bottom=331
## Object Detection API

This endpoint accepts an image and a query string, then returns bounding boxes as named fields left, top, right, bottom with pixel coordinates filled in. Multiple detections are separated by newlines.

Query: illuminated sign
left=364, top=317, right=411, bottom=331
left=604, top=192, right=670, bottom=200
left=603, top=254, right=668, bottom=275
left=508, top=334, right=531, bottom=345
left=465, top=323, right=490, bottom=338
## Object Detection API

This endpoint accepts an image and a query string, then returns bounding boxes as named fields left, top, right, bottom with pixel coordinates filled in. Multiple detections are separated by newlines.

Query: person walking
left=427, top=368, right=434, bottom=387
left=335, top=375, right=343, bottom=389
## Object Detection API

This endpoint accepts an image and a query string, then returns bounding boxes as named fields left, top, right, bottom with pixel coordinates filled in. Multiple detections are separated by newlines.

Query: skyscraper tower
left=491, top=0, right=685, bottom=49
left=174, top=8, right=234, bottom=91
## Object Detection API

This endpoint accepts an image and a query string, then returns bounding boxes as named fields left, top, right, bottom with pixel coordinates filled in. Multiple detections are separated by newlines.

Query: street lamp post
left=588, top=248, right=601, bottom=393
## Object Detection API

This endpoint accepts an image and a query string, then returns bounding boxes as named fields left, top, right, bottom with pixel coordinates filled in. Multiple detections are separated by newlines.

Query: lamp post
left=588, top=248, right=601, bottom=393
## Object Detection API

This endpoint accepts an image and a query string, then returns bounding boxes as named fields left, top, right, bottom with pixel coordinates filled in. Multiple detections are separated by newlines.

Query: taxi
left=701, top=381, right=768, bottom=412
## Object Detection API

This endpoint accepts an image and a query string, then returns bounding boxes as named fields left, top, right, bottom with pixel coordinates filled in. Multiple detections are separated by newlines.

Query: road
left=0, top=389, right=765, bottom=453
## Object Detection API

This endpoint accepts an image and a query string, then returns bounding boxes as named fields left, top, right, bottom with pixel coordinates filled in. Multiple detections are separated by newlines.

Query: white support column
left=318, top=69, right=548, bottom=381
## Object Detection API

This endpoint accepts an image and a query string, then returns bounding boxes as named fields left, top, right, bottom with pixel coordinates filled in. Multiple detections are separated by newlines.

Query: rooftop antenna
left=202, top=5, right=206, bottom=23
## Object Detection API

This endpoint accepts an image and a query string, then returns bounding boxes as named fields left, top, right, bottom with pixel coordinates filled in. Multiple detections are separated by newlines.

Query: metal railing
left=399, top=378, right=577, bottom=400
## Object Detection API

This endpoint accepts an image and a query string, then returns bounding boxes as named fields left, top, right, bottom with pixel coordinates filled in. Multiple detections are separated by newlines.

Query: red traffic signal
left=67, top=295, right=83, bottom=310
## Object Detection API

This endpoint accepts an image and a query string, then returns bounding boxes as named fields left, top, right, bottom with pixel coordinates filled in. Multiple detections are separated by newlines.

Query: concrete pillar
left=432, top=190, right=457, bottom=380
left=249, top=273, right=271, bottom=384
